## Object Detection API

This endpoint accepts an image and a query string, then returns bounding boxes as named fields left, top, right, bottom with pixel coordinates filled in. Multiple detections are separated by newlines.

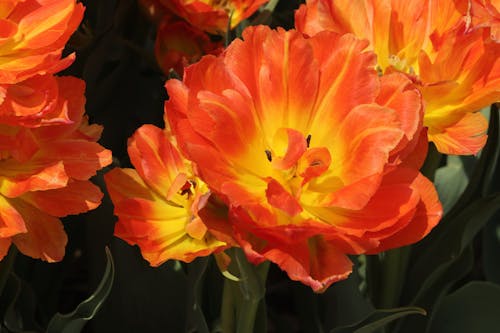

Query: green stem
left=220, top=249, right=270, bottom=333
left=378, top=246, right=411, bottom=309
left=0, top=246, right=18, bottom=297
left=221, top=277, right=236, bottom=333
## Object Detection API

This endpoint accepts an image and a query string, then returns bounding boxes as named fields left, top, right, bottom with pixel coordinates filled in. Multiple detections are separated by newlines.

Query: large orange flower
left=0, top=0, right=84, bottom=84
left=104, top=124, right=227, bottom=265
left=165, top=26, right=442, bottom=291
left=296, top=0, right=500, bottom=155
left=156, top=0, right=269, bottom=34
left=0, top=77, right=112, bottom=261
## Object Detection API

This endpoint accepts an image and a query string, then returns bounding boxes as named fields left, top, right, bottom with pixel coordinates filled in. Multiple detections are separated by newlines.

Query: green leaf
left=427, top=282, right=500, bottom=333
left=400, top=194, right=500, bottom=331
left=409, top=194, right=500, bottom=292
left=46, top=247, right=114, bottom=333
left=395, top=246, right=474, bottom=333
left=434, top=155, right=475, bottom=214
left=322, top=257, right=374, bottom=331
left=330, top=307, right=426, bottom=333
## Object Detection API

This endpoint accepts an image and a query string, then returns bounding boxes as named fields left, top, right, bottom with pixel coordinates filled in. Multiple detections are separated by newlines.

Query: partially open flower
left=155, top=19, right=223, bottom=76
left=296, top=0, right=500, bottom=155
left=0, top=0, right=84, bottom=84
left=165, top=26, right=442, bottom=292
left=104, top=124, right=227, bottom=265
left=0, top=77, right=112, bottom=261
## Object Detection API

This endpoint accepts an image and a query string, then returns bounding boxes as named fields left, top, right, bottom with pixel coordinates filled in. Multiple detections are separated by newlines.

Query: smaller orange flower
left=0, top=0, right=84, bottom=84
left=104, top=124, right=227, bottom=265
left=158, top=0, right=269, bottom=34
left=0, top=77, right=112, bottom=262
left=155, top=19, right=223, bottom=75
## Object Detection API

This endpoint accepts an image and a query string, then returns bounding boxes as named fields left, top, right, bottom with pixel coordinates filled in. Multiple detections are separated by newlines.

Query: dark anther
left=306, top=134, right=312, bottom=147
left=189, top=180, right=197, bottom=188
left=180, top=188, right=192, bottom=196
left=310, top=160, right=322, bottom=167
left=265, top=149, right=272, bottom=162
left=180, top=181, right=193, bottom=197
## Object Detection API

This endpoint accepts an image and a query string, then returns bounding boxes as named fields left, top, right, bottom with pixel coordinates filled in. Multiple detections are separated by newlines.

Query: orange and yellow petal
left=0, top=75, right=75, bottom=127
left=21, top=180, right=103, bottom=217
left=367, top=169, right=442, bottom=252
left=127, top=124, right=188, bottom=200
left=10, top=199, right=67, bottom=262
left=0, top=161, right=68, bottom=197
left=0, top=194, right=26, bottom=237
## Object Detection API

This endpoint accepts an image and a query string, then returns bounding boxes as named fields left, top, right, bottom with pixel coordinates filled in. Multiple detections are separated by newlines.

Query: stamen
left=180, top=181, right=194, bottom=197
left=265, top=149, right=272, bottom=162
left=306, top=134, right=311, bottom=148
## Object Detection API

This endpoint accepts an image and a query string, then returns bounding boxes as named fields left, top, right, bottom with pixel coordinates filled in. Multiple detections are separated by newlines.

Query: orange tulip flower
left=0, top=0, right=84, bottom=84
left=156, top=0, right=268, bottom=34
left=104, top=125, right=227, bottom=265
left=0, top=77, right=112, bottom=262
left=165, top=26, right=442, bottom=291
left=296, top=0, right=500, bottom=155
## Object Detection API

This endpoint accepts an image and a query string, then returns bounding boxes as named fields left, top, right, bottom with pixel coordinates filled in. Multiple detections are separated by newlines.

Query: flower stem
left=220, top=277, right=236, bottom=333
left=220, top=249, right=270, bottom=333
left=378, top=246, right=411, bottom=309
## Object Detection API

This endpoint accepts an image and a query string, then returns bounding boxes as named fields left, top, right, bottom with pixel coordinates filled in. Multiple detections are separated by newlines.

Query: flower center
left=263, top=128, right=332, bottom=217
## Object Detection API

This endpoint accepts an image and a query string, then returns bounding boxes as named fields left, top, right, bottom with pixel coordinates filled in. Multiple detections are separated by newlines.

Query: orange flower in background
left=296, top=0, right=500, bottom=155
left=155, top=19, right=223, bottom=75
left=158, top=0, right=269, bottom=34
left=0, top=0, right=84, bottom=84
left=0, top=77, right=112, bottom=261
left=104, top=124, right=227, bottom=265
left=165, top=26, right=442, bottom=291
